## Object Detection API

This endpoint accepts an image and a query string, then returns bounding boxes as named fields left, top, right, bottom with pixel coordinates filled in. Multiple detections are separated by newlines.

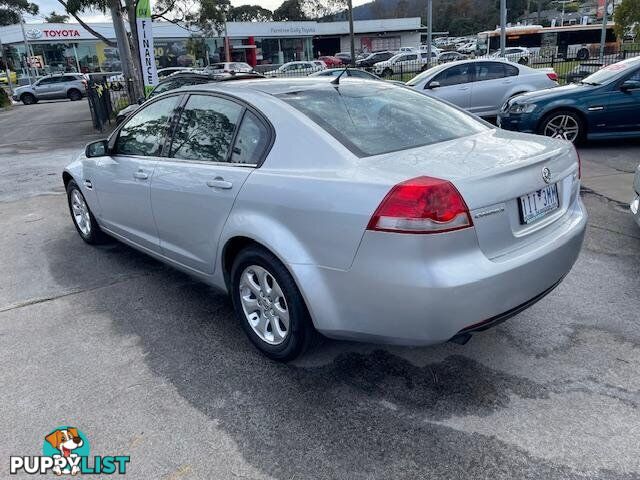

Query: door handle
left=133, top=170, right=149, bottom=180
left=206, top=177, right=233, bottom=189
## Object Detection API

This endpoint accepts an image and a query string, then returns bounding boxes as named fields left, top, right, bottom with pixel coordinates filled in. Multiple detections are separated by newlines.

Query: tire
left=68, top=89, right=82, bottom=101
left=230, top=245, right=318, bottom=361
left=66, top=180, right=108, bottom=244
left=518, top=56, right=529, bottom=65
left=382, top=68, right=393, bottom=78
left=21, top=93, right=36, bottom=105
left=576, top=48, right=590, bottom=61
left=538, top=109, right=584, bottom=144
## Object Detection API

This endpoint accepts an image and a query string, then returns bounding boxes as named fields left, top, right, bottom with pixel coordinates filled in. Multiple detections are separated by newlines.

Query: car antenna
left=331, top=65, right=349, bottom=86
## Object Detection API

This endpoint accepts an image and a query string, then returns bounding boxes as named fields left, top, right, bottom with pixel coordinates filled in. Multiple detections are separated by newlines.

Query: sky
left=26, top=0, right=370, bottom=23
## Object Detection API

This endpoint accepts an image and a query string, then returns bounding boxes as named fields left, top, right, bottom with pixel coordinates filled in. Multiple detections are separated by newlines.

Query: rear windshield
left=277, top=83, right=487, bottom=156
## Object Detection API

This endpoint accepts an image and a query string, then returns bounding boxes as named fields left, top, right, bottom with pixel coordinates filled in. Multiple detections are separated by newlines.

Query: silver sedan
left=406, top=59, right=558, bottom=117
left=63, top=78, right=586, bottom=360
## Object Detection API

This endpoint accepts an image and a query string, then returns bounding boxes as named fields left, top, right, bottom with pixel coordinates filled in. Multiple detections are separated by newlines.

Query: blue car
left=498, top=56, right=640, bottom=143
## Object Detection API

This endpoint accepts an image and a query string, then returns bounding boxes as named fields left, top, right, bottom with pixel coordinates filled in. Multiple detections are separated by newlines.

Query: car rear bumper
left=290, top=195, right=587, bottom=345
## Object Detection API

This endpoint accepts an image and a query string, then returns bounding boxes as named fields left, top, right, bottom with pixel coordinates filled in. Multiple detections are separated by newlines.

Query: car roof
left=176, top=77, right=384, bottom=97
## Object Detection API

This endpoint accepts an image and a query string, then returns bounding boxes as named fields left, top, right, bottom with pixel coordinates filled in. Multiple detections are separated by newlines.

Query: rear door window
left=433, top=64, right=472, bottom=86
left=474, top=62, right=506, bottom=81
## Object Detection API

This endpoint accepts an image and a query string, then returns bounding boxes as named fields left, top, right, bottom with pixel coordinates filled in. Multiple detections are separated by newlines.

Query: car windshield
left=581, top=60, right=636, bottom=85
left=277, top=83, right=487, bottom=157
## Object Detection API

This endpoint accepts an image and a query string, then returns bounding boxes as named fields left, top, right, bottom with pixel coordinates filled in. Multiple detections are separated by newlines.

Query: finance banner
left=136, top=0, right=158, bottom=94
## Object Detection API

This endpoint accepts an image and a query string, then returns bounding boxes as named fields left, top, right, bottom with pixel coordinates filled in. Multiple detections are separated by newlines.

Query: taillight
left=367, top=176, right=473, bottom=234
left=547, top=72, right=558, bottom=82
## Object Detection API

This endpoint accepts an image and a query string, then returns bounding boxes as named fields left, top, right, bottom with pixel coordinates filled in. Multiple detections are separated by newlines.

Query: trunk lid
left=357, top=128, right=580, bottom=259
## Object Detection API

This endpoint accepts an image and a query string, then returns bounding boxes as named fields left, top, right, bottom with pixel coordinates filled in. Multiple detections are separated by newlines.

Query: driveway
left=1, top=101, right=639, bottom=479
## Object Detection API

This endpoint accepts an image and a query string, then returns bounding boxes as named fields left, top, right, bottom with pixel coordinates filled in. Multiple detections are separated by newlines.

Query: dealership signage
left=25, top=28, right=81, bottom=40
left=136, top=0, right=158, bottom=92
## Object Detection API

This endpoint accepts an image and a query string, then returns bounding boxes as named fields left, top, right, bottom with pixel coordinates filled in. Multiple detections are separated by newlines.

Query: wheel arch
left=62, top=171, right=74, bottom=188
left=536, top=105, right=589, bottom=134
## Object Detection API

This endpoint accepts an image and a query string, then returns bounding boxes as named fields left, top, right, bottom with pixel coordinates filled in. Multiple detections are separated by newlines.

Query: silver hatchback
left=63, top=78, right=586, bottom=360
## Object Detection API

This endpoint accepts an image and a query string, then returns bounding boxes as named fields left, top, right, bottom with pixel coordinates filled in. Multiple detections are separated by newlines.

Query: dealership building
left=0, top=18, right=423, bottom=75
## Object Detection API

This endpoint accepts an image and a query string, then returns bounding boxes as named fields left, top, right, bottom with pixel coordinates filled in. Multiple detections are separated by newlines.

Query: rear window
left=277, top=84, right=488, bottom=157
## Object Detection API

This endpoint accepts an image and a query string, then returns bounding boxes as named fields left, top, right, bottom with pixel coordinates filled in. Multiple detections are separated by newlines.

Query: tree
left=273, top=0, right=307, bottom=21
left=0, top=0, right=38, bottom=26
left=45, top=10, right=70, bottom=22
left=185, top=0, right=231, bottom=37
left=227, top=4, right=272, bottom=22
left=614, top=0, right=640, bottom=41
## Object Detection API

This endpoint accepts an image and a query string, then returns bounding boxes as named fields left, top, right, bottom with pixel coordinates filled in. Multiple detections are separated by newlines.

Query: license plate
left=519, top=184, right=559, bottom=224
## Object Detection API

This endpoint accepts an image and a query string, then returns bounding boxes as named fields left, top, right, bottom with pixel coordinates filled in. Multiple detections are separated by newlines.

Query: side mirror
left=137, top=97, right=145, bottom=105
left=85, top=139, right=108, bottom=158
left=620, top=80, right=640, bottom=92
left=427, top=81, right=441, bottom=89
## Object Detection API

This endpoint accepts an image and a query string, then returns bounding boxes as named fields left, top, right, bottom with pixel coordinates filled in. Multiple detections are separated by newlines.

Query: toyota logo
left=542, top=167, right=552, bottom=184
left=25, top=28, right=42, bottom=39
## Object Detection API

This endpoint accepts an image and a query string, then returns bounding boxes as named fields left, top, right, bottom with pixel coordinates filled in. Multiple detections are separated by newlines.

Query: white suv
left=373, top=52, right=437, bottom=77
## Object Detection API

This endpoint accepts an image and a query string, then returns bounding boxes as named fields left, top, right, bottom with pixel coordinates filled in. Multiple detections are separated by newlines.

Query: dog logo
left=43, top=427, right=89, bottom=476
left=10, top=426, right=129, bottom=475
left=542, top=167, right=552, bottom=184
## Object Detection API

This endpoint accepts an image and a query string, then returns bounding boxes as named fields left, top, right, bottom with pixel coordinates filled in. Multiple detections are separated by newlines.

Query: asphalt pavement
left=0, top=100, right=639, bottom=479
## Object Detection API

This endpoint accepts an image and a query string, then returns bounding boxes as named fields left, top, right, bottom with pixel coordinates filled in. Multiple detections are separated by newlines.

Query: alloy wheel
left=543, top=114, right=580, bottom=142
left=70, top=189, right=91, bottom=236
left=239, top=265, right=290, bottom=345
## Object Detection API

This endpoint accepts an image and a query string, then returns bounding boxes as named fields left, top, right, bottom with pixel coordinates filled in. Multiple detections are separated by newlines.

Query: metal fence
left=86, top=78, right=134, bottom=131
left=248, top=45, right=640, bottom=85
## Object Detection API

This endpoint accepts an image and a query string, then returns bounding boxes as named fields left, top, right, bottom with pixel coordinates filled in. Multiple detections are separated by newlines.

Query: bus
left=476, top=24, right=619, bottom=60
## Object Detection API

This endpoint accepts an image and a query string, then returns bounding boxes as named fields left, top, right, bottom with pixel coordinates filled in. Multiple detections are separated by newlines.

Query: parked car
left=310, top=68, right=381, bottom=80
left=203, top=62, right=253, bottom=75
left=355, top=51, right=395, bottom=68
left=372, top=52, right=434, bottom=77
left=157, top=67, right=194, bottom=79
left=64, top=78, right=585, bottom=360
left=334, top=52, right=352, bottom=64
left=318, top=56, right=342, bottom=67
left=115, top=72, right=264, bottom=124
left=491, top=47, right=530, bottom=65
left=632, top=163, right=640, bottom=228
left=438, top=51, right=467, bottom=63
left=11, top=74, right=86, bottom=105
left=0, top=70, right=17, bottom=85
left=564, top=63, right=603, bottom=84
left=498, top=56, right=640, bottom=143
left=263, top=61, right=323, bottom=77
left=310, top=68, right=405, bottom=85
left=407, top=59, right=558, bottom=117
left=457, top=42, right=477, bottom=54
left=312, top=60, right=328, bottom=70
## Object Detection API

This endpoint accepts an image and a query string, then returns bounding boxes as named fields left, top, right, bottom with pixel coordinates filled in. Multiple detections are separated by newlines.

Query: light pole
left=500, top=0, right=506, bottom=57
left=347, top=0, right=355, bottom=65
left=599, top=0, right=609, bottom=60
left=426, top=0, right=433, bottom=67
